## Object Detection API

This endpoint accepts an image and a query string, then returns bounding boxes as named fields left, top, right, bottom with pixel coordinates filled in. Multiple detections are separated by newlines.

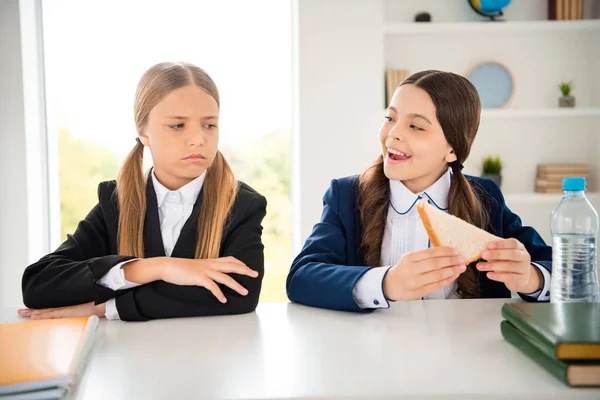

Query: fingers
left=417, top=264, right=467, bottom=287
left=17, top=308, right=33, bottom=317
left=31, top=311, right=55, bottom=320
left=31, top=308, right=65, bottom=320
left=208, top=271, right=249, bottom=296
left=201, top=278, right=228, bottom=304
left=212, top=257, right=258, bottom=278
left=27, top=307, right=59, bottom=317
left=482, top=249, right=527, bottom=262
left=485, top=271, right=519, bottom=284
left=487, top=238, right=524, bottom=251
left=477, top=261, right=523, bottom=274
left=416, top=255, right=465, bottom=273
left=415, top=273, right=461, bottom=298
left=408, top=247, right=459, bottom=263
left=215, top=256, right=246, bottom=267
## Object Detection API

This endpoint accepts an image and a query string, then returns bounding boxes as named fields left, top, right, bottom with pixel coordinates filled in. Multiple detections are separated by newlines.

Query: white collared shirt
left=351, top=168, right=551, bottom=309
left=97, top=170, right=206, bottom=320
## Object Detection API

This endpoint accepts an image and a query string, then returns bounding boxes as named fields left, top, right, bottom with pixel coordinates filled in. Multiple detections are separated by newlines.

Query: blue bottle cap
left=563, top=177, right=586, bottom=191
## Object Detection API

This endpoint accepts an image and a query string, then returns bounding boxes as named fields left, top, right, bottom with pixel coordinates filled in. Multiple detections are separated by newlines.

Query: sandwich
left=416, top=200, right=499, bottom=264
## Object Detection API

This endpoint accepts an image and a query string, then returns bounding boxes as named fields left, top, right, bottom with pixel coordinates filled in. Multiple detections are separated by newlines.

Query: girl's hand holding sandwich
left=477, top=238, right=543, bottom=294
left=383, top=247, right=467, bottom=301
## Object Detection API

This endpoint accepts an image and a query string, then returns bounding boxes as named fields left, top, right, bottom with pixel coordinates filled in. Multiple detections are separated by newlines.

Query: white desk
left=2, top=300, right=599, bottom=399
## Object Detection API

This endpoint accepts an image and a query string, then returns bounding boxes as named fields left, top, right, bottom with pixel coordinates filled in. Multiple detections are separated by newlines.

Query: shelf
left=480, top=108, right=600, bottom=119
left=383, top=19, right=600, bottom=35
left=505, top=193, right=600, bottom=204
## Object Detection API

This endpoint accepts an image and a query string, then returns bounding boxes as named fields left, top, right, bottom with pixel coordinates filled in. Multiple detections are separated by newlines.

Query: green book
left=501, top=302, right=600, bottom=360
left=501, top=321, right=600, bottom=387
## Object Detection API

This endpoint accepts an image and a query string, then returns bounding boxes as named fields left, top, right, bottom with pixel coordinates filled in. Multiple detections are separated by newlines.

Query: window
left=42, top=0, right=292, bottom=301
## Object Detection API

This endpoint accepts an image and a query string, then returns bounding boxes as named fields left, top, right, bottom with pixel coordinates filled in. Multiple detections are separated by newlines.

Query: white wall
left=293, top=0, right=385, bottom=248
left=294, top=0, right=599, bottom=246
left=0, top=0, right=28, bottom=308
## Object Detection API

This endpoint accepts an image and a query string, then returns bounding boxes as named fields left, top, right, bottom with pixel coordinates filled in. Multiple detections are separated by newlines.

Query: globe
left=468, top=0, right=512, bottom=21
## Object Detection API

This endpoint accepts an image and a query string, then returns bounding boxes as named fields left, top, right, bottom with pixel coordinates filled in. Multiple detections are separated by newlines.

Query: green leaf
left=558, top=81, right=573, bottom=96
left=482, top=155, right=502, bottom=174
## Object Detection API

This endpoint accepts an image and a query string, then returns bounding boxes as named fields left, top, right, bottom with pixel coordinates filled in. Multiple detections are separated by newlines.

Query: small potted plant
left=482, top=155, right=503, bottom=187
left=558, top=81, right=575, bottom=108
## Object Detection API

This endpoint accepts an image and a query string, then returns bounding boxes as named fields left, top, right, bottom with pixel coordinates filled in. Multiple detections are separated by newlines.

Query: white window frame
left=19, top=0, right=61, bottom=261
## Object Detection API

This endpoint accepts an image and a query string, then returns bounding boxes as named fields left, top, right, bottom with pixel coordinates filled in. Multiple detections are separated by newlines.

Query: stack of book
left=548, top=0, right=584, bottom=20
left=385, top=69, right=410, bottom=106
left=535, top=163, right=589, bottom=193
left=0, top=316, right=98, bottom=399
left=501, top=302, right=600, bottom=387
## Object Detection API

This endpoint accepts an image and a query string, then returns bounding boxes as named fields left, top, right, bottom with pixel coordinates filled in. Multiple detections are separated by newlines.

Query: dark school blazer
left=287, top=175, right=552, bottom=312
left=22, top=176, right=267, bottom=321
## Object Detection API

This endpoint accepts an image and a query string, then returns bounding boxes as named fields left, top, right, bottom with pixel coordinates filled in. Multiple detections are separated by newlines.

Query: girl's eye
left=410, top=124, right=424, bottom=131
left=168, top=123, right=184, bottom=130
left=204, top=124, right=218, bottom=129
left=384, top=115, right=393, bottom=122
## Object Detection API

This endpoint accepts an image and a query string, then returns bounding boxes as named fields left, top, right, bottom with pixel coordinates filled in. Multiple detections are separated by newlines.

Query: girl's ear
left=138, top=132, right=150, bottom=147
left=445, top=148, right=457, bottom=163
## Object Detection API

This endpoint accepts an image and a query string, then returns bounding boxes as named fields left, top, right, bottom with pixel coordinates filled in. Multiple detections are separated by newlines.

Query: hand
left=17, top=302, right=106, bottom=320
left=383, top=247, right=467, bottom=301
left=160, top=257, right=259, bottom=303
left=477, top=238, right=542, bottom=293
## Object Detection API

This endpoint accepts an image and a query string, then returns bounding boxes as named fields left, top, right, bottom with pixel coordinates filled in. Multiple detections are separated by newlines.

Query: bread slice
left=416, top=200, right=499, bottom=264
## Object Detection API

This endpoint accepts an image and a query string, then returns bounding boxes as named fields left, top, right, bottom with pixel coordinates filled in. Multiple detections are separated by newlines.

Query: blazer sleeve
left=486, top=181, right=552, bottom=301
left=114, top=194, right=267, bottom=321
left=286, top=179, right=371, bottom=312
left=21, top=183, right=136, bottom=309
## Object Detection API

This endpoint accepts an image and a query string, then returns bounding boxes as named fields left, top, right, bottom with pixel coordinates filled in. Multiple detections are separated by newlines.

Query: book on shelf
left=385, top=68, right=410, bottom=106
left=537, top=163, right=589, bottom=174
left=549, top=0, right=584, bottom=20
left=535, top=163, right=589, bottom=193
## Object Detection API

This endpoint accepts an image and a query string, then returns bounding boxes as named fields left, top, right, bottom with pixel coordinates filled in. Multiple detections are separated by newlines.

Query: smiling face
left=138, top=85, right=220, bottom=190
left=379, top=84, right=457, bottom=194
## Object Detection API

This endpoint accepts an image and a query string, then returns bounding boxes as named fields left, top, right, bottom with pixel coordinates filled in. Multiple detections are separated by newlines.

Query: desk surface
left=2, top=299, right=598, bottom=399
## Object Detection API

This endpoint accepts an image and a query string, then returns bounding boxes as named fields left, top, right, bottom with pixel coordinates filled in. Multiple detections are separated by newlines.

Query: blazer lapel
left=144, top=174, right=166, bottom=258
left=171, top=189, right=204, bottom=259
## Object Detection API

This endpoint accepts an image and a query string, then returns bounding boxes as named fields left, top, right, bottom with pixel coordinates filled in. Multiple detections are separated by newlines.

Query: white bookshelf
left=481, top=108, right=600, bottom=119
left=505, top=193, right=600, bottom=204
left=383, top=0, right=600, bottom=239
left=383, top=19, right=600, bottom=35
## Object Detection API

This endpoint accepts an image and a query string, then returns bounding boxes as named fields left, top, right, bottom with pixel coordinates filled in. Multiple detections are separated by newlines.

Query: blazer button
left=374, top=299, right=380, bottom=305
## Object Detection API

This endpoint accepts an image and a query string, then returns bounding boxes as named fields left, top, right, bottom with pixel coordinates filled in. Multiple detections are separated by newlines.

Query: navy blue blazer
left=286, top=175, right=552, bottom=312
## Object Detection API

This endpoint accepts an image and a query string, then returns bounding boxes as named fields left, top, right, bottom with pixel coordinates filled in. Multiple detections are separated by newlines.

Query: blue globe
left=476, top=0, right=512, bottom=13
left=469, top=0, right=512, bottom=20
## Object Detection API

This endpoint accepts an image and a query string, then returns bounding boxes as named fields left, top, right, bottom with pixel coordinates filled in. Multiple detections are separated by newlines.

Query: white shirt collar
left=151, top=169, right=206, bottom=207
left=389, top=168, right=451, bottom=214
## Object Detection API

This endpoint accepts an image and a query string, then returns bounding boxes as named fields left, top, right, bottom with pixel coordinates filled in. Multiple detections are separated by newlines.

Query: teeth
left=387, top=147, right=409, bottom=157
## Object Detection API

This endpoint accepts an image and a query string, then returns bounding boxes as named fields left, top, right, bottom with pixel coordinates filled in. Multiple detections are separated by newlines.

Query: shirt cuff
left=97, top=259, right=142, bottom=291
left=104, top=298, right=120, bottom=320
left=352, top=266, right=391, bottom=309
left=520, top=262, right=551, bottom=301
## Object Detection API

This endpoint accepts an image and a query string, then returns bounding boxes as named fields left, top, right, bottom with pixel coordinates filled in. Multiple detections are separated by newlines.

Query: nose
left=187, top=128, right=205, bottom=147
left=388, top=125, right=404, bottom=142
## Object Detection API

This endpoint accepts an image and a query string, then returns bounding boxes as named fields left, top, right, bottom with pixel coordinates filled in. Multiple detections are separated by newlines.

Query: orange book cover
left=0, top=316, right=98, bottom=398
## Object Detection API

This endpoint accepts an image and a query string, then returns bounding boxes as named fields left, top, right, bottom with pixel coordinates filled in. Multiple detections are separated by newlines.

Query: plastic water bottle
left=550, top=177, right=600, bottom=303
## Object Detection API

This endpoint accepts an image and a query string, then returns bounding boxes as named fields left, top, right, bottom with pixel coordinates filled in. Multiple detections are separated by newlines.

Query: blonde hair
left=116, top=62, right=237, bottom=259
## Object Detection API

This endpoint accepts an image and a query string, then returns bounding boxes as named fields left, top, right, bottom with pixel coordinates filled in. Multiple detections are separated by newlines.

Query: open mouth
left=387, top=147, right=411, bottom=161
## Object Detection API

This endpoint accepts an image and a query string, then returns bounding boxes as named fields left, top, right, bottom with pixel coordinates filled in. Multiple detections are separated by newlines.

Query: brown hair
left=358, top=70, right=488, bottom=298
left=117, top=62, right=237, bottom=259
